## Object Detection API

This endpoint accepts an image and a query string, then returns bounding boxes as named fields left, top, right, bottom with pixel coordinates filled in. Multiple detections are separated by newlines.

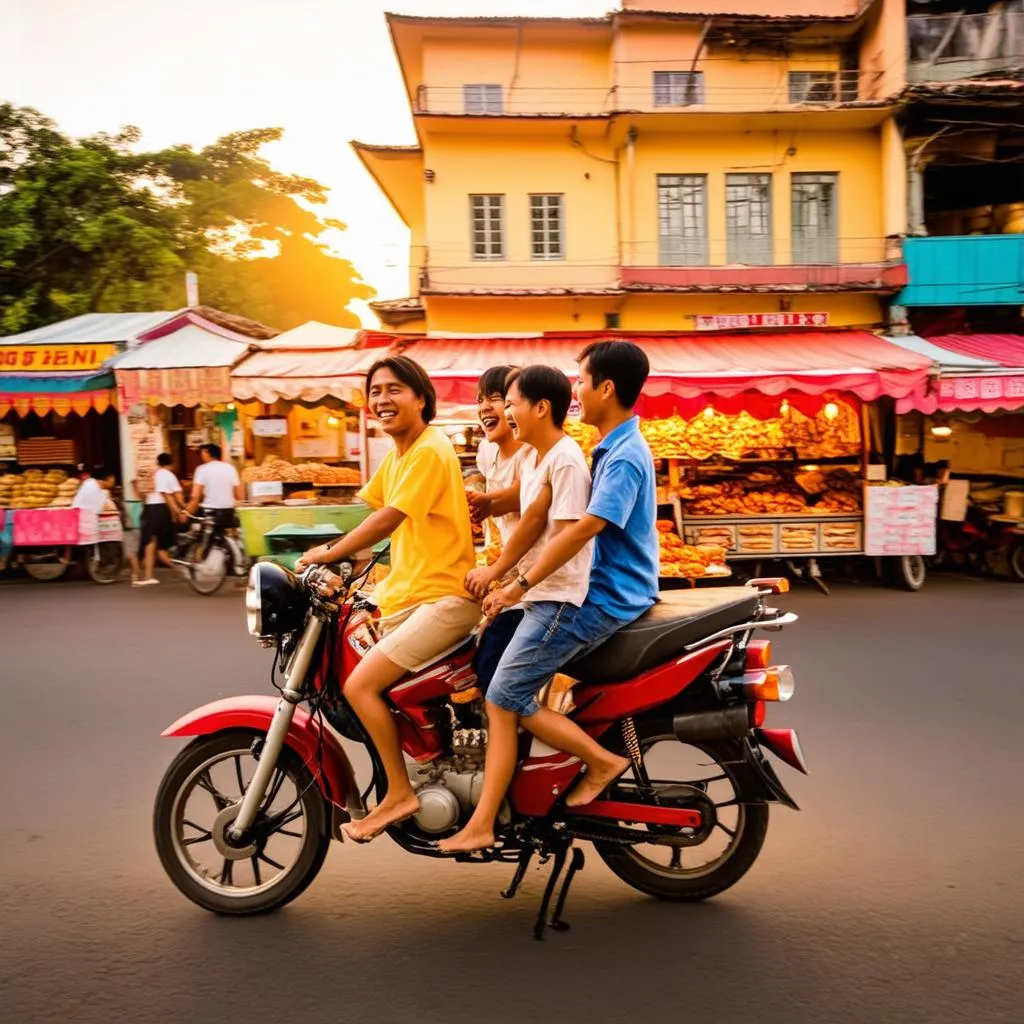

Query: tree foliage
left=0, top=105, right=373, bottom=333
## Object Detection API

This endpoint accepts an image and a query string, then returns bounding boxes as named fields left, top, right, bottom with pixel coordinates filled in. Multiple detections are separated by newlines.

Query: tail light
left=745, top=640, right=772, bottom=670
left=755, top=728, right=809, bottom=774
left=724, top=665, right=795, bottom=702
left=749, top=700, right=766, bottom=727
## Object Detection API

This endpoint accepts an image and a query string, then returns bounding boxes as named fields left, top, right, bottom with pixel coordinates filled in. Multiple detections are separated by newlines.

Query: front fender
left=162, top=695, right=361, bottom=816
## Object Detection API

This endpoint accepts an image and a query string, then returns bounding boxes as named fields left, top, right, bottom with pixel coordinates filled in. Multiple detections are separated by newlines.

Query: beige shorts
left=374, top=596, right=482, bottom=672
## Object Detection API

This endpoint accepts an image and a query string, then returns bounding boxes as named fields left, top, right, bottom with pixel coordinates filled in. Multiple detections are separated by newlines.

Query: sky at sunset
left=3, top=0, right=611, bottom=323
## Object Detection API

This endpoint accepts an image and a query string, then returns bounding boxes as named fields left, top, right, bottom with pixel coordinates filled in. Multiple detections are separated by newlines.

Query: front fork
left=227, top=618, right=324, bottom=841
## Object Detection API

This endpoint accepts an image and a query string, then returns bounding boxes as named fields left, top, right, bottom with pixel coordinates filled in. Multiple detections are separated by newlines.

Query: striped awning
left=0, top=372, right=117, bottom=417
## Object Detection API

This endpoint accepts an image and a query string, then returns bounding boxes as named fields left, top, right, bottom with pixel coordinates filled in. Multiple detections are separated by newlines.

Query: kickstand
left=533, top=842, right=568, bottom=940
left=549, top=847, right=585, bottom=933
left=501, top=846, right=534, bottom=900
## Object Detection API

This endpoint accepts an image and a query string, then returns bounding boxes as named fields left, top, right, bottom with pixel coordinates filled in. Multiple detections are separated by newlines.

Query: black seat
left=564, top=587, right=761, bottom=685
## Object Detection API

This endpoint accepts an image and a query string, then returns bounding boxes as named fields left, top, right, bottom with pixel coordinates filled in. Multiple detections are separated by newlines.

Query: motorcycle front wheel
left=154, top=729, right=330, bottom=915
left=185, top=541, right=227, bottom=596
left=593, top=721, right=768, bottom=902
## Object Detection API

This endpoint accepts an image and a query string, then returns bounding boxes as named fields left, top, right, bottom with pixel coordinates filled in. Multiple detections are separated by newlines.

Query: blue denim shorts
left=486, top=600, right=628, bottom=717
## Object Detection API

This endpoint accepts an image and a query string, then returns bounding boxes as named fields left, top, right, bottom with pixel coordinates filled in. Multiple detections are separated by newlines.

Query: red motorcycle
left=154, top=558, right=806, bottom=938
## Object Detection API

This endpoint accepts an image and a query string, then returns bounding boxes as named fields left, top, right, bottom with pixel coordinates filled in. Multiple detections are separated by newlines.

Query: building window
left=529, top=194, right=564, bottom=260
left=657, top=174, right=708, bottom=265
left=792, top=173, right=838, bottom=264
left=788, top=71, right=839, bottom=104
left=470, top=194, right=505, bottom=260
left=653, top=71, right=705, bottom=107
left=464, top=84, right=503, bottom=114
left=726, top=174, right=773, bottom=265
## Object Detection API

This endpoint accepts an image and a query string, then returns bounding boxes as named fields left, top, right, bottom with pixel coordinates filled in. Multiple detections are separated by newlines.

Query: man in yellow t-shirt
left=296, top=356, right=479, bottom=842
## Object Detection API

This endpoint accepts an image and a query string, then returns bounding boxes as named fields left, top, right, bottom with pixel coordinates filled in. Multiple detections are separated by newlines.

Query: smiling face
left=477, top=389, right=511, bottom=444
left=368, top=366, right=426, bottom=437
left=504, top=378, right=542, bottom=446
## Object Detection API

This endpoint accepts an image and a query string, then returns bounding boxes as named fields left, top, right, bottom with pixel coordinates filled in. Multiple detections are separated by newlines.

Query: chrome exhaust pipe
left=672, top=706, right=750, bottom=743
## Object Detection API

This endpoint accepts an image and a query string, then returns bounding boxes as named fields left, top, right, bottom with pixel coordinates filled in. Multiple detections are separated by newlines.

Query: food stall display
left=0, top=469, right=79, bottom=509
left=657, top=519, right=729, bottom=580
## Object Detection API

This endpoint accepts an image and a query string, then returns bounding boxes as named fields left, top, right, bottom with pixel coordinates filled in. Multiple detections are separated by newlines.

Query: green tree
left=0, top=105, right=373, bottom=333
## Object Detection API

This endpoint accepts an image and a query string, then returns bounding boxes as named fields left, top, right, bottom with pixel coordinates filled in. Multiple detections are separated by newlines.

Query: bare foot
left=342, top=792, right=420, bottom=844
left=436, top=824, right=495, bottom=854
left=565, top=755, right=631, bottom=808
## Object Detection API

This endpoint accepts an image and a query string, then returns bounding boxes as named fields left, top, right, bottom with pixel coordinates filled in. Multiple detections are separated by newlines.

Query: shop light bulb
left=931, top=424, right=952, bottom=438
left=703, top=404, right=715, bottom=420
left=779, top=399, right=790, bottom=415
left=326, top=415, right=340, bottom=427
left=453, top=432, right=467, bottom=446
left=227, top=402, right=236, bottom=411
left=823, top=402, right=839, bottom=421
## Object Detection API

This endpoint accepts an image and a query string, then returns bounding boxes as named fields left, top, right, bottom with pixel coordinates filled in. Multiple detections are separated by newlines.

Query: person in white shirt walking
left=188, top=444, right=242, bottom=531
left=71, top=465, right=115, bottom=515
left=137, top=453, right=184, bottom=587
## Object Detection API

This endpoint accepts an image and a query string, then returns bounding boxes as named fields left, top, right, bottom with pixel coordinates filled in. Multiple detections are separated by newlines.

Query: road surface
left=1, top=574, right=1021, bottom=1023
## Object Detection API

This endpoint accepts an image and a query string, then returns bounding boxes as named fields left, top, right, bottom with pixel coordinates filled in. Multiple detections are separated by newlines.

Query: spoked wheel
left=185, top=542, right=227, bottom=596
left=593, top=722, right=768, bottom=901
left=1008, top=541, right=1024, bottom=583
left=85, top=542, right=124, bottom=584
left=154, top=730, right=330, bottom=915
left=890, top=554, right=926, bottom=592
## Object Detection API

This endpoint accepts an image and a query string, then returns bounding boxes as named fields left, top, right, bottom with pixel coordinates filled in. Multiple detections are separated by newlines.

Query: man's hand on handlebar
left=295, top=544, right=329, bottom=572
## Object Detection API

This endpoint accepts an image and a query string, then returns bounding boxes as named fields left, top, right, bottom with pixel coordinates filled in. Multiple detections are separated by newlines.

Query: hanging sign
left=694, top=313, right=829, bottom=331
left=864, top=484, right=938, bottom=556
left=0, top=343, right=118, bottom=371
left=252, top=418, right=289, bottom=438
left=937, top=376, right=1024, bottom=403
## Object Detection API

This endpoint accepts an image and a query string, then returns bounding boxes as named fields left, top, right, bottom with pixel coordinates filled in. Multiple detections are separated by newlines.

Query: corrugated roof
left=113, top=322, right=254, bottom=370
left=882, top=334, right=997, bottom=370
left=0, top=311, right=180, bottom=347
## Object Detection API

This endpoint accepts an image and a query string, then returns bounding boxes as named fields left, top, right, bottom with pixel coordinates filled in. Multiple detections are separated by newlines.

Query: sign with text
left=937, top=375, right=1024, bottom=403
left=694, top=313, right=829, bottom=331
left=864, top=484, right=938, bottom=556
left=0, top=344, right=118, bottom=372
left=252, top=418, right=289, bottom=438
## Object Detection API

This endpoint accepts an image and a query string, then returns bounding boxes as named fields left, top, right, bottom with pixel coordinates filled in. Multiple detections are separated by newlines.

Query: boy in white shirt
left=189, top=443, right=241, bottom=528
left=71, top=465, right=115, bottom=515
left=137, top=453, right=184, bottom=587
left=469, top=365, right=528, bottom=694
left=441, top=365, right=595, bottom=854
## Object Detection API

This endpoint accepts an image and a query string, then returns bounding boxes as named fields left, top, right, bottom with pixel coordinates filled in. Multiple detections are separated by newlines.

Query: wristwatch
left=516, top=574, right=531, bottom=593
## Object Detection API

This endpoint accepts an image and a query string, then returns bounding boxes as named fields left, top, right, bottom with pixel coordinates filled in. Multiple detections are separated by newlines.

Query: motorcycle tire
left=890, top=554, right=926, bottom=592
left=1009, top=541, right=1024, bottom=583
left=186, top=542, right=227, bottom=596
left=593, top=721, right=768, bottom=902
left=85, top=542, right=124, bottom=585
left=153, top=730, right=331, bottom=916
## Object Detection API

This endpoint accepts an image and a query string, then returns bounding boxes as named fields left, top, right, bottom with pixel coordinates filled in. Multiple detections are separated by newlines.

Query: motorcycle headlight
left=245, top=562, right=305, bottom=638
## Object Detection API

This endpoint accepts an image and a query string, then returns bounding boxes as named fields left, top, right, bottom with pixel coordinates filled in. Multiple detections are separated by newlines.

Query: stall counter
left=237, top=502, right=373, bottom=557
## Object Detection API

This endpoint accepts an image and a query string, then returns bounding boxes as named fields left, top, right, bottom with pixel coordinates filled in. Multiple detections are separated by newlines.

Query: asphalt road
left=1, top=573, right=1021, bottom=1024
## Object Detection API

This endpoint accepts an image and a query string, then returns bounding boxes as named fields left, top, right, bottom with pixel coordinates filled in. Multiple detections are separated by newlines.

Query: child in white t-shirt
left=444, top=366, right=592, bottom=854
left=467, top=365, right=529, bottom=692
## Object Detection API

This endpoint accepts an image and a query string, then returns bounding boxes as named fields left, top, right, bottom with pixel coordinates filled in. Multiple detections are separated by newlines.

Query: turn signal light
left=745, top=640, right=772, bottom=670
left=747, top=577, right=790, bottom=595
left=727, top=666, right=795, bottom=702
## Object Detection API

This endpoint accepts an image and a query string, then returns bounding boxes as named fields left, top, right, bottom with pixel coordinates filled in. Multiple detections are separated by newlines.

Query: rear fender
left=162, top=695, right=361, bottom=817
left=706, top=736, right=800, bottom=810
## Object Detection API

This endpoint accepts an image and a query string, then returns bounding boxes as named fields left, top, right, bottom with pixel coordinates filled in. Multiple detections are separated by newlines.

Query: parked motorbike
left=934, top=502, right=1024, bottom=582
left=171, top=511, right=248, bottom=595
left=154, top=557, right=806, bottom=938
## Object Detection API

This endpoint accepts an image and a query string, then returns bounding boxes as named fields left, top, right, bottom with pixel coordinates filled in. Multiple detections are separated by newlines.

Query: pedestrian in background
left=137, top=453, right=184, bottom=587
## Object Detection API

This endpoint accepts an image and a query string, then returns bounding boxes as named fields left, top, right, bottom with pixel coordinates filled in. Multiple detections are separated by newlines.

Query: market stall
left=228, top=323, right=382, bottom=556
left=113, top=309, right=275, bottom=506
left=889, top=333, right=1024, bottom=575
left=395, top=330, right=938, bottom=587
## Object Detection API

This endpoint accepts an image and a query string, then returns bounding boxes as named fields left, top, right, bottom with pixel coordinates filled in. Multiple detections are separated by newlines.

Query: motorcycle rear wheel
left=593, top=722, right=769, bottom=902
left=154, top=730, right=330, bottom=915
left=1009, top=541, right=1024, bottom=583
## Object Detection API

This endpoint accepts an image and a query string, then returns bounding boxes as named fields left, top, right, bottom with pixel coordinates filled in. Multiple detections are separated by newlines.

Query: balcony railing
left=908, top=12, right=1024, bottom=84
left=414, top=69, right=887, bottom=118
left=418, top=237, right=905, bottom=293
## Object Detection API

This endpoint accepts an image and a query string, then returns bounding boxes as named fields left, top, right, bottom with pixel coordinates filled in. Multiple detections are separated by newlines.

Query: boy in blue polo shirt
left=439, top=340, right=658, bottom=854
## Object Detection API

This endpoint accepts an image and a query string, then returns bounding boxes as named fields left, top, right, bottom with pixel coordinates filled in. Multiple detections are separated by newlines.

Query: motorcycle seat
left=564, top=587, right=762, bottom=686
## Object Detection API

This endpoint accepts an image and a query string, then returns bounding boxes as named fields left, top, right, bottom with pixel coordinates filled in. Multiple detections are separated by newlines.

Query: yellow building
left=354, top=1, right=909, bottom=337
